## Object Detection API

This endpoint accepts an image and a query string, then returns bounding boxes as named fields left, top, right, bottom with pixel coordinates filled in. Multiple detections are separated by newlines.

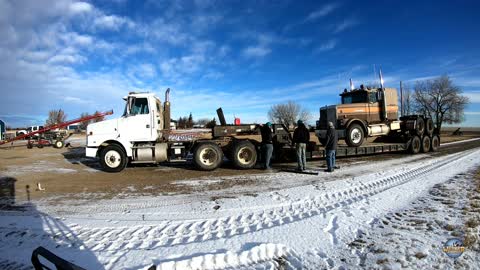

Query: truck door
left=368, top=91, right=380, bottom=123
left=120, top=97, right=154, bottom=142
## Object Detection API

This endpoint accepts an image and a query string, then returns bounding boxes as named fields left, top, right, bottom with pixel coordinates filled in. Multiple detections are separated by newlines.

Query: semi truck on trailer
left=315, top=78, right=439, bottom=154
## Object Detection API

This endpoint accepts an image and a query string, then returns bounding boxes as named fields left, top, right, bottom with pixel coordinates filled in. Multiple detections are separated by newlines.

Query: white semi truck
left=85, top=89, right=292, bottom=172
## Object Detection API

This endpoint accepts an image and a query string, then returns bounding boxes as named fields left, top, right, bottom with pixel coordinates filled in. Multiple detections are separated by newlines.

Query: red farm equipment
left=0, top=110, right=113, bottom=149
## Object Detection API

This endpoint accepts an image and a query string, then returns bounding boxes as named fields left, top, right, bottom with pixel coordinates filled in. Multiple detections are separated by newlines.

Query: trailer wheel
left=193, top=142, right=223, bottom=171
left=27, top=143, right=33, bottom=149
left=37, top=144, right=44, bottom=149
left=232, top=140, right=257, bottom=169
left=413, top=117, right=425, bottom=136
left=100, top=144, right=127, bottom=173
left=420, top=136, right=431, bottom=153
left=346, top=123, right=364, bottom=147
left=409, top=135, right=421, bottom=154
left=430, top=135, right=440, bottom=152
left=54, top=140, right=64, bottom=149
left=425, top=118, right=434, bottom=136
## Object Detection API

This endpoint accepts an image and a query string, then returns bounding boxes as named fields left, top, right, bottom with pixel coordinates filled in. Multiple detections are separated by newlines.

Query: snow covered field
left=1, top=147, right=480, bottom=269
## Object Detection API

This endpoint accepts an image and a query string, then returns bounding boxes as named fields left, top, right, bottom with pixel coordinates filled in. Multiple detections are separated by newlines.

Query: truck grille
left=318, top=106, right=337, bottom=129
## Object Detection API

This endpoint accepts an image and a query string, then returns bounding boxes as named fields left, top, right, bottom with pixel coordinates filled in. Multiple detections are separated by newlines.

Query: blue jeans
left=296, top=143, right=307, bottom=170
left=326, top=150, right=336, bottom=171
left=263, top=144, right=273, bottom=169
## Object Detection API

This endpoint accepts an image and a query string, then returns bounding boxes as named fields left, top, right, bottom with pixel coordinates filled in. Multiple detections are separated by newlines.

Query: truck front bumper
left=85, top=147, right=99, bottom=158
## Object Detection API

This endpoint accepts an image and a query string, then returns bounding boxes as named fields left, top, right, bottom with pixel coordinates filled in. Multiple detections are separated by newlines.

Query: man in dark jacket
left=292, top=120, right=310, bottom=171
left=325, top=121, right=338, bottom=172
left=260, top=122, right=273, bottom=169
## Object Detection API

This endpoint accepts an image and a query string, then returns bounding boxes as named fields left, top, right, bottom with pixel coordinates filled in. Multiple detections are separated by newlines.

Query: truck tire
left=54, top=140, right=64, bottom=149
left=193, top=142, right=223, bottom=171
left=425, top=118, right=434, bottom=136
left=430, top=135, right=440, bottom=152
left=100, top=144, right=127, bottom=172
left=232, top=140, right=257, bottom=169
left=413, top=117, right=425, bottom=137
left=346, top=123, right=364, bottom=147
left=420, top=136, right=431, bottom=153
left=409, top=135, right=421, bottom=154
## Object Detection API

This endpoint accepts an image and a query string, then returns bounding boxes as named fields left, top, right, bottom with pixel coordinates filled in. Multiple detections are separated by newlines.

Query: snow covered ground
left=1, top=147, right=480, bottom=269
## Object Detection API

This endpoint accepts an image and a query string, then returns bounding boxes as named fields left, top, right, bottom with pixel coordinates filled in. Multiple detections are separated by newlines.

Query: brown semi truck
left=315, top=84, right=439, bottom=154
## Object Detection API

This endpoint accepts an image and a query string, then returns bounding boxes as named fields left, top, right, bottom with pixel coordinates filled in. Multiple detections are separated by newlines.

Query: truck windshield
left=342, top=92, right=368, bottom=104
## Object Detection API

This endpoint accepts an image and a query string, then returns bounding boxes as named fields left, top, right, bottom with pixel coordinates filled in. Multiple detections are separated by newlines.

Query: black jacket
left=325, top=126, right=338, bottom=150
left=260, top=125, right=273, bottom=144
left=292, top=124, right=310, bottom=144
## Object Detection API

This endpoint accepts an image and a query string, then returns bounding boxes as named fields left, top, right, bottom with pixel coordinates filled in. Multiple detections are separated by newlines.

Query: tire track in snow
left=151, top=243, right=301, bottom=270
left=1, top=149, right=478, bottom=259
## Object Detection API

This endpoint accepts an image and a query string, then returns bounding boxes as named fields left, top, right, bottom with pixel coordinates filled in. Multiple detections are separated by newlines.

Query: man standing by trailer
left=325, top=121, right=338, bottom=172
left=292, top=120, right=310, bottom=171
left=261, top=122, right=274, bottom=170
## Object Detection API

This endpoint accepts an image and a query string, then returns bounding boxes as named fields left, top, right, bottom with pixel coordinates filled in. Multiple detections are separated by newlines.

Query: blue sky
left=1, top=0, right=479, bottom=128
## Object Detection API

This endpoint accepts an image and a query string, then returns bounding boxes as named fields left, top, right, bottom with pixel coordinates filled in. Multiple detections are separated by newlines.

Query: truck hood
left=87, top=118, right=118, bottom=136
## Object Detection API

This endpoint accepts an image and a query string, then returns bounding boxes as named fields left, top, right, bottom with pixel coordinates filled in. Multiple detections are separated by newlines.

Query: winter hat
left=266, top=122, right=272, bottom=126
left=297, top=120, right=303, bottom=125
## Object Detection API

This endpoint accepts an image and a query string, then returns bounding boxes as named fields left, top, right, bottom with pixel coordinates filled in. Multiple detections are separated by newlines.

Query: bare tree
left=268, top=101, right=311, bottom=128
left=195, top=118, right=210, bottom=126
left=400, top=82, right=414, bottom=116
left=92, top=110, right=105, bottom=123
left=414, top=75, right=469, bottom=132
left=46, top=109, right=67, bottom=126
left=78, top=112, right=90, bottom=130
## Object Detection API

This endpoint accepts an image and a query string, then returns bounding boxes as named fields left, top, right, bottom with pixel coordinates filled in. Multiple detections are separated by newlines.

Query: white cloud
left=94, top=15, right=134, bottom=30
left=464, top=111, right=480, bottom=115
left=465, top=91, right=480, bottom=103
left=305, top=3, right=340, bottom=22
left=69, top=2, right=93, bottom=14
left=48, top=54, right=86, bottom=65
left=243, top=46, right=271, bottom=58
left=333, top=18, right=359, bottom=33
left=314, top=39, right=337, bottom=53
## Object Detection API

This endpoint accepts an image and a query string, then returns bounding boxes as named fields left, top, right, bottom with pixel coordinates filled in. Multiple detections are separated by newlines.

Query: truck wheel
left=100, top=144, right=127, bottom=172
left=420, top=136, right=431, bottom=153
left=413, top=117, right=425, bottom=136
left=409, top=135, right=421, bottom=154
left=425, top=118, right=434, bottom=136
left=232, top=140, right=257, bottom=169
left=346, top=124, right=364, bottom=147
left=430, top=135, right=440, bottom=152
left=193, top=142, right=223, bottom=171
left=54, top=140, right=64, bottom=149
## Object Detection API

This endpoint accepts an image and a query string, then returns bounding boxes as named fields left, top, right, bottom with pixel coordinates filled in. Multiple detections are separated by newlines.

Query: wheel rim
left=199, top=148, right=217, bottom=166
left=423, top=138, right=430, bottom=150
left=56, top=141, right=62, bottom=148
left=413, top=138, right=420, bottom=151
left=237, top=146, right=253, bottom=165
left=104, top=150, right=121, bottom=168
left=350, top=128, right=362, bottom=144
